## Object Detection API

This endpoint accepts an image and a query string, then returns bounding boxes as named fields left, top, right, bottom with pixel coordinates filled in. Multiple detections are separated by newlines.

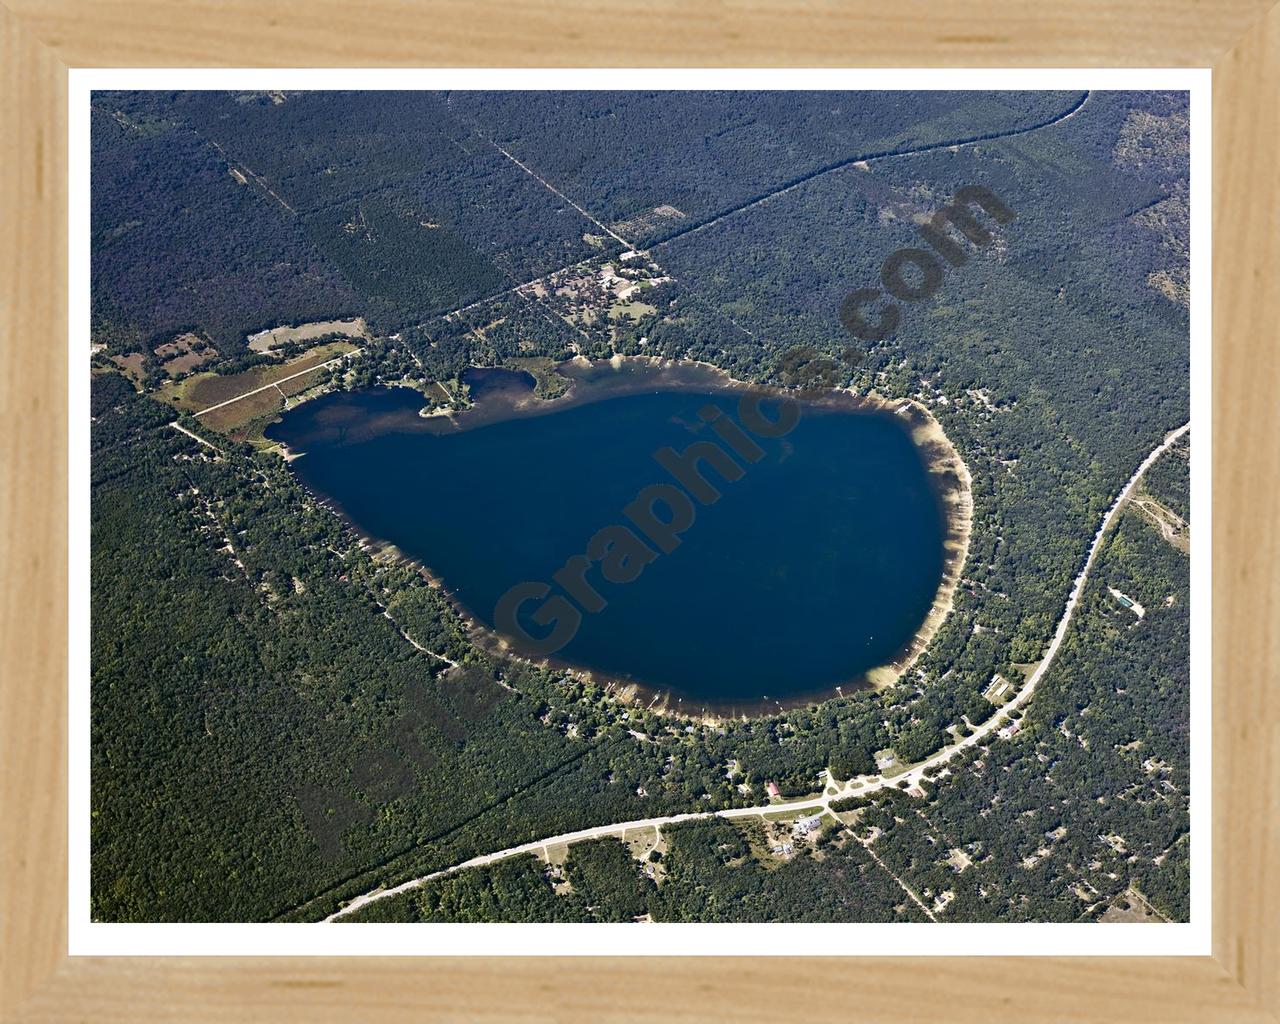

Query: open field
left=202, top=366, right=334, bottom=442
left=161, top=350, right=212, bottom=376
left=983, top=676, right=1015, bottom=705
left=157, top=340, right=357, bottom=414
left=199, top=388, right=284, bottom=434
left=108, top=352, right=145, bottom=383
left=423, top=381, right=452, bottom=405
left=248, top=317, right=370, bottom=354
left=608, top=299, right=658, bottom=322
left=153, top=332, right=215, bottom=377
left=761, top=804, right=824, bottom=823
left=621, top=826, right=664, bottom=865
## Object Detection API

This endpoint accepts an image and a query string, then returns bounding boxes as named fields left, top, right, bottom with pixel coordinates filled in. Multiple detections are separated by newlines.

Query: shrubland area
left=90, top=89, right=1190, bottom=922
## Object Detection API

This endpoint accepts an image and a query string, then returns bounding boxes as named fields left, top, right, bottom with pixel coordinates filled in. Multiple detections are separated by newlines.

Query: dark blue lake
left=266, top=365, right=951, bottom=712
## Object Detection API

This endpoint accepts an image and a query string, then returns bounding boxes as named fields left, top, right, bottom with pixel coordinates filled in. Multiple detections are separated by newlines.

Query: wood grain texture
left=0, top=5, right=67, bottom=1022
left=1212, top=2, right=1280, bottom=1013
left=0, top=0, right=1276, bottom=1020
left=8, top=957, right=1274, bottom=1024
left=2, top=0, right=1277, bottom=67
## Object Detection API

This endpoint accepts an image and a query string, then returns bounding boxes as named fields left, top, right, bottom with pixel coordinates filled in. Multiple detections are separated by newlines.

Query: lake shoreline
left=270, top=355, right=974, bottom=722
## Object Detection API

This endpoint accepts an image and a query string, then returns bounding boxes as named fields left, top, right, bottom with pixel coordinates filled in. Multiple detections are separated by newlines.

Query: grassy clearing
left=761, top=804, right=823, bottom=823
left=163, top=343, right=353, bottom=445
left=153, top=333, right=214, bottom=378
left=231, top=413, right=295, bottom=449
left=505, top=356, right=571, bottom=400
left=608, top=299, right=657, bottom=322
left=201, top=389, right=283, bottom=435
left=162, top=351, right=211, bottom=376
left=983, top=675, right=1014, bottom=705
left=622, top=826, right=664, bottom=866
left=278, top=365, right=330, bottom=399
left=158, top=341, right=356, bottom=414
left=543, top=842, right=571, bottom=868
left=423, top=381, right=452, bottom=405
left=200, top=365, right=333, bottom=443
left=109, top=353, right=146, bottom=384
left=873, top=749, right=910, bottom=778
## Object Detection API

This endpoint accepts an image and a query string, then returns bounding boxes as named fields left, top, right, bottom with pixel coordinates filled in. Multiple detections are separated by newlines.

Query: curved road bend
left=326, top=421, right=1189, bottom=922
left=648, top=90, right=1091, bottom=251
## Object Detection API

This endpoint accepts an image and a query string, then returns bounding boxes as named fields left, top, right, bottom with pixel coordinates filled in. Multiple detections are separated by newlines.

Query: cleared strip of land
left=248, top=317, right=370, bottom=354
left=169, top=421, right=223, bottom=452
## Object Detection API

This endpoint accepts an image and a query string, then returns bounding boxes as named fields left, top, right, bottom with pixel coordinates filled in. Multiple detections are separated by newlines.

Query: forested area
left=94, top=375, right=846, bottom=921
left=446, top=91, right=1085, bottom=245
left=89, top=90, right=1087, bottom=356
left=91, top=91, right=605, bottom=353
left=348, top=825, right=927, bottom=924
left=1142, top=433, right=1192, bottom=521
left=90, top=104, right=361, bottom=355
left=91, top=89, right=1191, bottom=923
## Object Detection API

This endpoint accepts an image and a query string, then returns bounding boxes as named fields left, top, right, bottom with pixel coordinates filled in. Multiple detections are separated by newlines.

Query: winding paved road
left=325, top=421, right=1189, bottom=922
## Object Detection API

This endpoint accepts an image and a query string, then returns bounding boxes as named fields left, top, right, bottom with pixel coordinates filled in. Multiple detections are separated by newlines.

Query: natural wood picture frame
left=2, top=2, right=1276, bottom=1019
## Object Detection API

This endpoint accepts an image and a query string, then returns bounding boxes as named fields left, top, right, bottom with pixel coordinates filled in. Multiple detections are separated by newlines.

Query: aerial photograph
left=89, top=88, right=1191, bottom=926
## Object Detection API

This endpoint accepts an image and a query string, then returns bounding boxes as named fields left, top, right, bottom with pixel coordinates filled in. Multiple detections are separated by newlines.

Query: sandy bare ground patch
left=863, top=395, right=974, bottom=691
left=1100, top=887, right=1170, bottom=923
left=248, top=317, right=370, bottom=355
left=610, top=204, right=686, bottom=241
left=1131, top=494, right=1190, bottom=553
